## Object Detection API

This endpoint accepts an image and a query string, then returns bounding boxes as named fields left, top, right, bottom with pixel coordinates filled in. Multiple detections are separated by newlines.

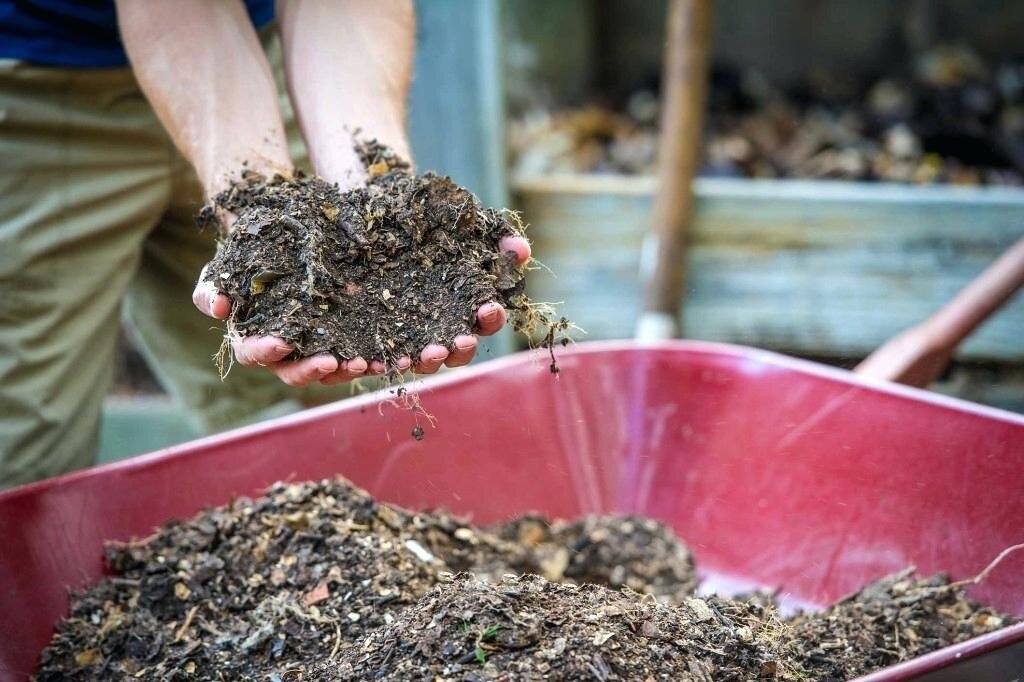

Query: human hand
left=192, top=235, right=531, bottom=387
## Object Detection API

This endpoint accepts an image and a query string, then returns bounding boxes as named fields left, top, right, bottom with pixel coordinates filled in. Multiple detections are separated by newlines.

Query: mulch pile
left=37, top=477, right=1015, bottom=681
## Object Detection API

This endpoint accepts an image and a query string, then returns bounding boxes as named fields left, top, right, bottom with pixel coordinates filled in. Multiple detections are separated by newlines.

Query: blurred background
left=106, top=0, right=1024, bottom=459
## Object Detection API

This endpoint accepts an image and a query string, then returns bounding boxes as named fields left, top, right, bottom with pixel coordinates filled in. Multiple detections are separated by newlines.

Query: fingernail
left=481, top=307, right=500, bottom=322
left=275, top=344, right=292, bottom=354
left=208, top=291, right=219, bottom=313
left=455, top=338, right=476, bottom=350
left=318, top=366, right=333, bottom=376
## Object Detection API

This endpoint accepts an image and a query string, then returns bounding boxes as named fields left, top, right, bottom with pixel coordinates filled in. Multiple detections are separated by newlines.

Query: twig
left=174, top=605, right=199, bottom=642
left=329, top=621, right=342, bottom=660
left=952, top=543, right=1024, bottom=588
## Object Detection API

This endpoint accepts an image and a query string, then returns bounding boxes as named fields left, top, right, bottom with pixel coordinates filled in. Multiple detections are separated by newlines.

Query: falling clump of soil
left=319, top=573, right=797, bottom=681
left=37, top=477, right=1017, bottom=681
left=200, top=140, right=570, bottom=371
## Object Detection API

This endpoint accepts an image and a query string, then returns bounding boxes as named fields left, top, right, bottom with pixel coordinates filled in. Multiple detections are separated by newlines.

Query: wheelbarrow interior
left=1, top=341, right=1022, bottom=680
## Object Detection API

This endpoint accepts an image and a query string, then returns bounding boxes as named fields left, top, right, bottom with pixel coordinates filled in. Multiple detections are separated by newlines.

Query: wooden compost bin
left=515, top=175, right=1024, bottom=405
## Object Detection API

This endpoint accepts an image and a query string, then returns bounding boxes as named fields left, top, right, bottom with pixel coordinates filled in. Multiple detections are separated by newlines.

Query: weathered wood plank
left=515, top=175, right=1024, bottom=361
left=409, top=0, right=507, bottom=207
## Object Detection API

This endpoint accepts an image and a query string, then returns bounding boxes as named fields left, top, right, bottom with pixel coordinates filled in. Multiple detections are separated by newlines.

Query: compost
left=510, top=48, right=1024, bottom=186
left=321, top=574, right=794, bottom=681
left=38, top=478, right=1015, bottom=681
left=200, top=140, right=568, bottom=370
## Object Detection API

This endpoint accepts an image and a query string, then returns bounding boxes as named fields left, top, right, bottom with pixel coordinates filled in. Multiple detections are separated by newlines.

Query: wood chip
left=303, top=581, right=330, bottom=606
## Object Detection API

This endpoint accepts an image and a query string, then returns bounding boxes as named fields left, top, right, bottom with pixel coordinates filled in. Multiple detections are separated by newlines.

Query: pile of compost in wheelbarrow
left=199, top=140, right=569, bottom=372
left=37, top=478, right=1014, bottom=681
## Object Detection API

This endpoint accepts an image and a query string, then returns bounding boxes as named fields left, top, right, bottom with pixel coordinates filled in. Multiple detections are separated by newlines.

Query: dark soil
left=200, top=140, right=568, bottom=370
left=37, top=479, right=451, bottom=680
left=494, top=514, right=699, bottom=603
left=791, top=568, right=1013, bottom=679
left=37, top=477, right=1016, bottom=681
left=319, top=574, right=796, bottom=681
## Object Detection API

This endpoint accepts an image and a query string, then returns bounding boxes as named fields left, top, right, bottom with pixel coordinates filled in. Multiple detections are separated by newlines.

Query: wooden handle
left=637, top=0, right=712, bottom=339
left=855, top=236, right=1024, bottom=387
left=925, top=236, right=1024, bottom=348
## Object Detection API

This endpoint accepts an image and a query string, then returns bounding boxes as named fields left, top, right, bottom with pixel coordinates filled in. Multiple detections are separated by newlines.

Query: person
left=0, top=0, right=530, bottom=488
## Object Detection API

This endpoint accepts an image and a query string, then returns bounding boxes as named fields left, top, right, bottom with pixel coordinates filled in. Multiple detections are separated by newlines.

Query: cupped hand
left=192, top=235, right=531, bottom=387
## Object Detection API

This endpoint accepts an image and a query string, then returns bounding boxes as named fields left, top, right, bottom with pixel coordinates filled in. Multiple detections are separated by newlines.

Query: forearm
left=116, top=0, right=292, bottom=197
left=277, top=0, right=414, bottom=190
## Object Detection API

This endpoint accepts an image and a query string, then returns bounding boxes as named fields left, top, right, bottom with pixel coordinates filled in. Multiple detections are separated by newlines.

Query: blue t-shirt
left=0, top=0, right=275, bottom=67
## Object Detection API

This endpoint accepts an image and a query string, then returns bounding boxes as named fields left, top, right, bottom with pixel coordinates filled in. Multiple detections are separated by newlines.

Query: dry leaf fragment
left=321, top=204, right=340, bottom=221
left=368, top=161, right=389, bottom=178
left=404, top=539, right=436, bottom=563
left=539, top=547, right=569, bottom=582
left=974, top=613, right=1003, bottom=630
left=74, top=649, right=101, bottom=667
left=684, top=597, right=715, bottom=622
left=174, top=583, right=191, bottom=600
left=283, top=511, right=310, bottom=530
left=303, top=581, right=330, bottom=606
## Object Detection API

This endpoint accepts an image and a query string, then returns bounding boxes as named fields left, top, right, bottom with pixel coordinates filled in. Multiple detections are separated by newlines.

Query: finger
left=499, top=235, right=531, bottom=266
left=233, top=336, right=294, bottom=367
left=445, top=335, right=477, bottom=368
left=319, top=357, right=369, bottom=385
left=270, top=354, right=338, bottom=387
left=414, top=344, right=448, bottom=375
left=192, top=279, right=231, bottom=320
left=345, top=356, right=368, bottom=377
left=366, top=356, right=411, bottom=376
left=475, top=302, right=507, bottom=336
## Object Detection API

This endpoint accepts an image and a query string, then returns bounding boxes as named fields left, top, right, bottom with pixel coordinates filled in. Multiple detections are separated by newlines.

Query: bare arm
left=276, top=0, right=414, bottom=190
left=116, top=0, right=292, bottom=197
left=117, top=0, right=339, bottom=387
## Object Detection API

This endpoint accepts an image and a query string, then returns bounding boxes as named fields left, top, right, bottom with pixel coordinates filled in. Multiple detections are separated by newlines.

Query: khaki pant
left=0, top=27, right=339, bottom=488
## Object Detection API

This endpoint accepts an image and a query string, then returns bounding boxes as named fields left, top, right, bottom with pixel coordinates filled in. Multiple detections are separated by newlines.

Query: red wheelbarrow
left=1, top=340, right=1022, bottom=680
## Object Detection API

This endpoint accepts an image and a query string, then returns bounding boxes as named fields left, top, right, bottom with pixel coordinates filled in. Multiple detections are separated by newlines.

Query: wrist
left=313, top=126, right=411, bottom=191
left=202, top=147, right=294, bottom=199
